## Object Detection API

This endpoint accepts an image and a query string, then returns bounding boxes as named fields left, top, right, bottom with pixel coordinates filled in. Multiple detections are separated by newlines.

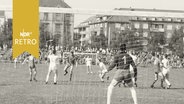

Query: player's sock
left=130, top=87, right=138, bottom=104
left=161, top=79, right=164, bottom=88
left=30, top=74, right=32, bottom=82
left=69, top=73, right=72, bottom=81
left=107, top=76, right=110, bottom=80
left=107, top=85, right=114, bottom=104
left=33, top=72, right=37, bottom=82
left=30, top=79, right=32, bottom=82
left=99, top=74, right=104, bottom=82
left=134, top=83, right=138, bottom=87
left=151, top=80, right=156, bottom=88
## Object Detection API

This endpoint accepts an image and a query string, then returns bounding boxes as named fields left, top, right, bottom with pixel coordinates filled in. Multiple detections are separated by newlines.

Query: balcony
left=150, top=28, right=165, bottom=32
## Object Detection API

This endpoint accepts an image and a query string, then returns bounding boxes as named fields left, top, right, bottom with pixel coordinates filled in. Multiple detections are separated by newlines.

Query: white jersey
left=99, top=62, right=107, bottom=70
left=86, top=57, right=92, bottom=66
left=48, top=54, right=59, bottom=69
left=161, top=58, right=170, bottom=75
left=29, top=55, right=34, bottom=61
left=129, top=54, right=137, bottom=63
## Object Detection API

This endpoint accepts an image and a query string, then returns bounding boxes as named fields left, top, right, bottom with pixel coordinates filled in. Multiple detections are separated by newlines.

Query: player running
left=85, top=56, right=93, bottom=74
left=22, top=54, right=37, bottom=82
left=97, top=58, right=109, bottom=82
left=160, top=54, right=172, bottom=89
left=14, top=57, right=18, bottom=68
left=102, top=43, right=138, bottom=104
left=151, top=54, right=164, bottom=88
left=63, top=51, right=77, bottom=81
left=45, top=50, right=60, bottom=84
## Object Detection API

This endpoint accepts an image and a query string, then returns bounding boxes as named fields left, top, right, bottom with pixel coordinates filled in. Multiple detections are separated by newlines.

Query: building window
left=43, top=13, right=49, bottom=21
left=157, top=18, right=163, bottom=21
left=143, top=23, right=148, bottom=29
left=105, top=23, right=107, bottom=28
left=55, top=24, right=61, bottom=33
left=103, top=17, right=107, bottom=20
left=159, top=24, right=164, bottom=29
left=167, top=25, right=172, bottom=30
left=155, top=24, right=159, bottom=28
left=151, top=18, right=155, bottom=21
left=55, top=13, right=61, bottom=21
left=100, top=23, right=103, bottom=27
left=134, top=23, right=140, bottom=29
left=167, top=18, right=172, bottom=21
left=151, top=24, right=155, bottom=29
left=83, top=34, right=86, bottom=38
left=167, top=32, right=172, bottom=38
left=143, top=32, right=148, bottom=37
left=142, top=17, right=147, bottom=20
left=44, top=23, right=50, bottom=31
left=121, top=26, right=125, bottom=30
left=176, top=25, right=180, bottom=30
left=115, top=23, right=121, bottom=28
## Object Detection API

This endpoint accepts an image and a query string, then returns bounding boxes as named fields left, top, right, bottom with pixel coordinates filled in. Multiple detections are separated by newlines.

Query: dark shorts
left=29, top=65, right=36, bottom=69
left=114, top=70, right=133, bottom=87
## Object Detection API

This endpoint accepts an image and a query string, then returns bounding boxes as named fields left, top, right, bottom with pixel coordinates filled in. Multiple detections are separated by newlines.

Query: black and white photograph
left=0, top=0, right=184, bottom=104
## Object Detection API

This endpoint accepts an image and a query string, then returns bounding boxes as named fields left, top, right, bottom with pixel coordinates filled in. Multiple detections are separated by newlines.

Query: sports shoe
left=54, top=82, right=57, bottom=85
left=45, top=82, right=48, bottom=84
left=167, top=84, right=171, bottom=89
left=33, top=78, right=37, bottom=82
left=134, top=83, right=138, bottom=87
left=118, top=84, right=121, bottom=87
left=161, top=85, right=165, bottom=89
left=64, top=71, right=68, bottom=76
left=151, top=85, right=154, bottom=88
left=99, top=74, right=104, bottom=82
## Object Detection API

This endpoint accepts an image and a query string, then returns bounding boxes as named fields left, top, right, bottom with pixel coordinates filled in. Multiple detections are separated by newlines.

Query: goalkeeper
left=102, top=43, right=138, bottom=104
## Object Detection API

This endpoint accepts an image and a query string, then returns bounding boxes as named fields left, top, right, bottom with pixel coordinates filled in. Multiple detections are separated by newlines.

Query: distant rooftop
left=40, top=0, right=71, bottom=8
left=115, top=8, right=184, bottom=13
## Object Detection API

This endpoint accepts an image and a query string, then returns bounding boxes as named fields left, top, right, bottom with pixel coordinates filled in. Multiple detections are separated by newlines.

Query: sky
left=1, top=0, right=184, bottom=26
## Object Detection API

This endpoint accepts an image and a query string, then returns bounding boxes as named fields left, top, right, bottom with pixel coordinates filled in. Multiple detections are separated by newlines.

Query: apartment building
left=74, top=8, right=184, bottom=49
left=39, top=0, right=74, bottom=46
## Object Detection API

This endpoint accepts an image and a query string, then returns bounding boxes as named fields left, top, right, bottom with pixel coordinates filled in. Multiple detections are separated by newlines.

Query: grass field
left=0, top=63, right=184, bottom=104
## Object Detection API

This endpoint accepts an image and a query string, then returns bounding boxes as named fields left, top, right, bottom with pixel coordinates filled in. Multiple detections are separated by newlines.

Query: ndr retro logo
left=15, top=29, right=37, bottom=45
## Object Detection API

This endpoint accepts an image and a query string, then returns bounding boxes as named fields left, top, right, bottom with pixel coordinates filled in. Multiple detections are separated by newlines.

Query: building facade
left=0, top=0, right=74, bottom=47
left=39, top=0, right=74, bottom=47
left=74, top=8, right=184, bottom=50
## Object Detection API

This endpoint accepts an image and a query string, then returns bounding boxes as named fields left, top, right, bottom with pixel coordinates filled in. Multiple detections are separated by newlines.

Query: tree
left=168, top=27, right=184, bottom=56
left=0, top=20, right=12, bottom=48
left=110, top=28, right=143, bottom=51
left=147, top=32, right=167, bottom=52
left=39, top=23, right=51, bottom=49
